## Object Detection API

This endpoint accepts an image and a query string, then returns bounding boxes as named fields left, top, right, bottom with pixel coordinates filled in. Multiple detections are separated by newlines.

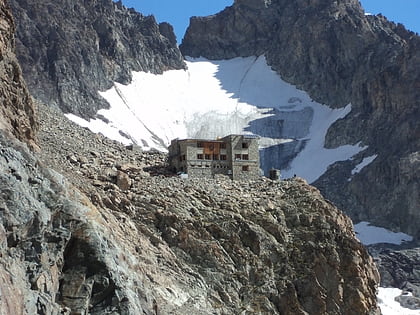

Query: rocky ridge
left=0, top=97, right=382, bottom=314
left=33, top=101, right=380, bottom=314
left=180, top=0, right=420, bottom=237
left=9, top=0, right=186, bottom=118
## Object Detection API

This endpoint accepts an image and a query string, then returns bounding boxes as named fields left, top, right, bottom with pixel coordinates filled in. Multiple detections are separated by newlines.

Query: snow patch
left=378, top=287, right=419, bottom=315
left=351, top=154, right=378, bottom=175
left=354, top=221, right=413, bottom=245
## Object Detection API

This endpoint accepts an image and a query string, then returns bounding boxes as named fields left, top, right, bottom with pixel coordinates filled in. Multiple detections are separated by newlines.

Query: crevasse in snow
left=66, top=56, right=366, bottom=183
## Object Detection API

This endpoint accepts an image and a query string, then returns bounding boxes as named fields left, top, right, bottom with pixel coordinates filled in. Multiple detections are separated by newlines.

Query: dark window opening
left=205, top=154, right=211, bottom=160
left=213, top=154, right=219, bottom=160
left=242, top=154, right=249, bottom=160
left=242, top=142, right=249, bottom=149
left=197, top=154, right=203, bottom=160
left=197, top=142, right=203, bottom=147
left=235, top=154, right=242, bottom=160
left=220, top=155, right=227, bottom=160
left=242, top=165, right=249, bottom=171
left=221, top=143, right=226, bottom=149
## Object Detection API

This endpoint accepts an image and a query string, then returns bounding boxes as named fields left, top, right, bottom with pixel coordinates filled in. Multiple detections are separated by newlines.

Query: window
left=197, top=154, right=203, bottom=160
left=235, top=154, right=242, bottom=160
left=182, top=155, right=186, bottom=161
left=205, top=154, right=211, bottom=160
left=220, top=143, right=226, bottom=149
left=213, top=154, right=219, bottom=160
left=242, top=165, right=249, bottom=171
left=242, top=142, right=249, bottom=149
left=220, top=154, right=227, bottom=160
left=197, top=142, right=203, bottom=148
left=242, top=154, right=249, bottom=160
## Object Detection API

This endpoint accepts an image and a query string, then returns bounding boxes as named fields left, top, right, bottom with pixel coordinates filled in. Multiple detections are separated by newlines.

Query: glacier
left=66, top=56, right=366, bottom=183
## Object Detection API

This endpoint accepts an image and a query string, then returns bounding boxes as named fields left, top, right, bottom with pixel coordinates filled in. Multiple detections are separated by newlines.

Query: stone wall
left=169, top=135, right=260, bottom=180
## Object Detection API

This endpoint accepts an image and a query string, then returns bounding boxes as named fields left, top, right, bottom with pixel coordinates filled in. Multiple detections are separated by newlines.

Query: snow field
left=66, top=56, right=368, bottom=182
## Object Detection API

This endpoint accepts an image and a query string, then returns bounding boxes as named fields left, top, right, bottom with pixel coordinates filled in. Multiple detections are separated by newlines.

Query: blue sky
left=121, top=0, right=419, bottom=42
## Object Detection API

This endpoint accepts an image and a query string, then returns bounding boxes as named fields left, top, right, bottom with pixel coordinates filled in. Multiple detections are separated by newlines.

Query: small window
left=220, top=143, right=226, bottom=149
left=182, top=155, right=186, bottom=161
left=242, top=154, right=249, bottom=160
left=235, top=154, right=242, bottom=160
left=197, top=154, right=203, bottom=160
left=213, top=154, right=219, bottom=160
left=197, top=142, right=203, bottom=148
left=242, top=142, right=249, bottom=149
left=205, top=154, right=211, bottom=160
left=220, top=155, right=227, bottom=160
left=242, top=165, right=249, bottom=171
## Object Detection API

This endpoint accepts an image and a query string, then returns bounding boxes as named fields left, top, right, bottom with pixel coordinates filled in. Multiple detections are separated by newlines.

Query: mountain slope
left=9, top=0, right=186, bottom=118
left=180, top=0, right=420, bottom=237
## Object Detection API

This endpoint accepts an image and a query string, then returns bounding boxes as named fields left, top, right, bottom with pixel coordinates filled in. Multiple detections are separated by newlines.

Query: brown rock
left=116, top=171, right=131, bottom=191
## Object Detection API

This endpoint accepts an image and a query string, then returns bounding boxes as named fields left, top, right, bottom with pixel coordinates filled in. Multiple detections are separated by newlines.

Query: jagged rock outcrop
left=9, top=0, right=186, bottom=118
left=180, top=0, right=420, bottom=237
left=0, top=0, right=36, bottom=148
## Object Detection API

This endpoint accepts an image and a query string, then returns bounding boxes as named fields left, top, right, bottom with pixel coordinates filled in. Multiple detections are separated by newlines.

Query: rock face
left=9, top=0, right=186, bottom=118
left=180, top=0, right=420, bottom=237
left=0, top=0, right=37, bottom=148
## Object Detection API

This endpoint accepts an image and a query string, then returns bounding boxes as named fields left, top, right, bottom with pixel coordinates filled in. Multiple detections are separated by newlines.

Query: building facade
left=168, top=135, right=260, bottom=180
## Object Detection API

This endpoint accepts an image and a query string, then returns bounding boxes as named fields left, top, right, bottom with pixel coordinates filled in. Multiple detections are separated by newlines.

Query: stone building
left=168, top=135, right=260, bottom=180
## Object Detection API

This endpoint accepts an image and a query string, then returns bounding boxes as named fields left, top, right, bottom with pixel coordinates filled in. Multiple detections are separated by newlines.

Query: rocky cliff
left=180, top=0, right=420, bottom=237
left=0, top=0, right=36, bottom=148
left=9, top=0, right=186, bottom=118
